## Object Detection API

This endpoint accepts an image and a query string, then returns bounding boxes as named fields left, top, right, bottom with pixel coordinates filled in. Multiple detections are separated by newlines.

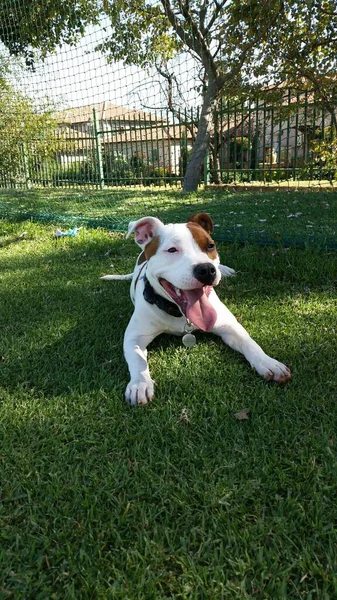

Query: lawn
left=0, top=189, right=337, bottom=598
left=0, top=187, right=337, bottom=247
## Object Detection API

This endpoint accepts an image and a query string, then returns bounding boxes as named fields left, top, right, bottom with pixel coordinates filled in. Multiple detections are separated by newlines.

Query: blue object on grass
left=55, top=227, right=82, bottom=238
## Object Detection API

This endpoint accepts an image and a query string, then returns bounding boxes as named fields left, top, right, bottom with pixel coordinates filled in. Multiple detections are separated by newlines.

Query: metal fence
left=1, top=88, right=336, bottom=189
left=212, top=89, right=337, bottom=185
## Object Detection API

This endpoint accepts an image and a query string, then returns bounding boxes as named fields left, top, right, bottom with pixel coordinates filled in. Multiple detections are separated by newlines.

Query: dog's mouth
left=159, top=279, right=217, bottom=331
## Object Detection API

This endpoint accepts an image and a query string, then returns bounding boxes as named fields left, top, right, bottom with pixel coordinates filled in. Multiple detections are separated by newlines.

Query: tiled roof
left=57, top=102, right=167, bottom=124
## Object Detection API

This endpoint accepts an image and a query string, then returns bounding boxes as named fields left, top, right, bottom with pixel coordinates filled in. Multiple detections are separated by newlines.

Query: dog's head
left=127, top=213, right=221, bottom=331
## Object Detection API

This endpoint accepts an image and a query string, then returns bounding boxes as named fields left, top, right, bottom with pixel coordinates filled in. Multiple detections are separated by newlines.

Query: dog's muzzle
left=193, top=263, right=217, bottom=285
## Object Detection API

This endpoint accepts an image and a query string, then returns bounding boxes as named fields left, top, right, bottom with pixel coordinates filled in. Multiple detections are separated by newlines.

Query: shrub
left=143, top=166, right=171, bottom=185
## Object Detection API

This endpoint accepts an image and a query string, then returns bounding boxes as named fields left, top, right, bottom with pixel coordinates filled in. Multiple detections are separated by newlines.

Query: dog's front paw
left=255, top=356, right=291, bottom=383
left=125, top=379, right=154, bottom=406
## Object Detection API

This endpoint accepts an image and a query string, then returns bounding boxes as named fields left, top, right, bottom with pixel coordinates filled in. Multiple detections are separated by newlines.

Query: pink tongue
left=184, top=288, right=217, bottom=332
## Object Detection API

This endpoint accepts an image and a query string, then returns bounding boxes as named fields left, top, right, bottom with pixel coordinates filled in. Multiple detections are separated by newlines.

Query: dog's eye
left=167, top=247, right=178, bottom=253
left=207, top=242, right=215, bottom=250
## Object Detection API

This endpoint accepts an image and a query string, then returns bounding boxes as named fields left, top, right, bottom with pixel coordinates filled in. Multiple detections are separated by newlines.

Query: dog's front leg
left=123, top=320, right=158, bottom=405
left=211, top=297, right=291, bottom=383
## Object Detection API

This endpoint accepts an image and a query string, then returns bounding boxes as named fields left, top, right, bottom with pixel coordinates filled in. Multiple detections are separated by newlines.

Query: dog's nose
left=193, top=263, right=217, bottom=285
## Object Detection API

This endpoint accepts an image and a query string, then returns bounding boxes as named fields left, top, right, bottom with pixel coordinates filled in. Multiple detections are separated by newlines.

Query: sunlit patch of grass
left=1, top=187, right=337, bottom=246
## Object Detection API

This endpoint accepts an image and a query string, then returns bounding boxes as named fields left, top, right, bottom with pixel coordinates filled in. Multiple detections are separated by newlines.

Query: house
left=56, top=102, right=193, bottom=176
left=215, top=88, right=337, bottom=173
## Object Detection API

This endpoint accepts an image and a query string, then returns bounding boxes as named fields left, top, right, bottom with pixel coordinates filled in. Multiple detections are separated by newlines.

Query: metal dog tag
left=182, top=319, right=196, bottom=348
left=182, top=333, right=196, bottom=348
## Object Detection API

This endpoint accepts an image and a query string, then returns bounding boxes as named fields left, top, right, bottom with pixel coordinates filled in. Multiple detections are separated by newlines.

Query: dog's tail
left=100, top=273, right=133, bottom=281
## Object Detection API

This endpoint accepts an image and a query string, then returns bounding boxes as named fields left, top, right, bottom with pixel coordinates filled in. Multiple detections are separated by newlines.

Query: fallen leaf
left=178, top=408, right=190, bottom=425
left=101, top=360, right=113, bottom=371
left=234, top=408, right=250, bottom=421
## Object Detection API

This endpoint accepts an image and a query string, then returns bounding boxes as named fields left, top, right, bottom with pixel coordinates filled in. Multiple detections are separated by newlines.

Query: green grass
left=0, top=195, right=337, bottom=598
left=1, top=187, right=337, bottom=247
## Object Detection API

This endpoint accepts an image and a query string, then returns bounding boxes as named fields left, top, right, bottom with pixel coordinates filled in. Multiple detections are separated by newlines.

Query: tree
left=263, top=0, right=337, bottom=133
left=99, top=0, right=285, bottom=190
left=0, top=87, right=61, bottom=185
left=0, top=0, right=99, bottom=67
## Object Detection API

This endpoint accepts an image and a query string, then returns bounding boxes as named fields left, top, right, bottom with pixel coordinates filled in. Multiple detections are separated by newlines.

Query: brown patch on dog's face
left=187, top=223, right=217, bottom=259
left=144, top=236, right=160, bottom=260
left=188, top=213, right=214, bottom=234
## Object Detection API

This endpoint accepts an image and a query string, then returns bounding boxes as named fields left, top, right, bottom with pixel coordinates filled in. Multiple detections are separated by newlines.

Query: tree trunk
left=183, top=79, right=219, bottom=192
left=211, top=105, right=220, bottom=184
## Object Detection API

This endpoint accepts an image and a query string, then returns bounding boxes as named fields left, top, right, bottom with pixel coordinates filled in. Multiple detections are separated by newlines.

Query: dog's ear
left=188, top=212, right=214, bottom=234
left=127, top=216, right=164, bottom=248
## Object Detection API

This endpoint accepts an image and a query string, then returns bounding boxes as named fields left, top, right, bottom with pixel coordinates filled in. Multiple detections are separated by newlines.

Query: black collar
left=143, top=275, right=183, bottom=318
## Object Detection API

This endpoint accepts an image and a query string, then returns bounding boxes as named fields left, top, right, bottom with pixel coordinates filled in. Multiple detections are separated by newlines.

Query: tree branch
left=155, top=62, right=198, bottom=134
left=204, top=0, right=229, bottom=37
left=160, top=0, right=218, bottom=79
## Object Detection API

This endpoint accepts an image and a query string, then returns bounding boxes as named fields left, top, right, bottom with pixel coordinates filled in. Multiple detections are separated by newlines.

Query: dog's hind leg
left=219, top=264, right=236, bottom=277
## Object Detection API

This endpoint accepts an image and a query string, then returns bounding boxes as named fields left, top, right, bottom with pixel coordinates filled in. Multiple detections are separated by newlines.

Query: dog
left=101, top=212, right=291, bottom=405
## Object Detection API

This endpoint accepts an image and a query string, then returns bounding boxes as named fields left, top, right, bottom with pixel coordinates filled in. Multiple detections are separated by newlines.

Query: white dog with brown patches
left=102, top=213, right=291, bottom=405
